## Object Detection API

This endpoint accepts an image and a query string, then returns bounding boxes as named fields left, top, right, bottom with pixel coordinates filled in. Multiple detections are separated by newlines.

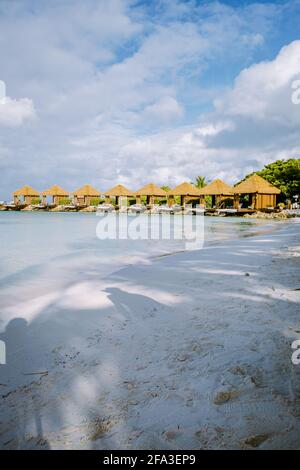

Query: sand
left=0, top=220, right=299, bottom=449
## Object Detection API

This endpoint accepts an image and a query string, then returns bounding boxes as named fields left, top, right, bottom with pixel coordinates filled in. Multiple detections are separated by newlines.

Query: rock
left=243, top=210, right=295, bottom=220
left=79, top=206, right=97, bottom=212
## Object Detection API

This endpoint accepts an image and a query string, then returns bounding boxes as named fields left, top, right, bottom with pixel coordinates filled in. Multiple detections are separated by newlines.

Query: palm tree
left=194, top=176, right=207, bottom=189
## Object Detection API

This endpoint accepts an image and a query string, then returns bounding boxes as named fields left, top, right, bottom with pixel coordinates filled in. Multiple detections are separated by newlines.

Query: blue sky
left=0, top=0, right=300, bottom=198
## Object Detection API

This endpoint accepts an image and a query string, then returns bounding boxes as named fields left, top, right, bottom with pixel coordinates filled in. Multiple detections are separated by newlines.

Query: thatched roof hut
left=73, top=184, right=101, bottom=197
left=234, top=174, right=280, bottom=195
left=105, top=184, right=134, bottom=197
left=169, top=182, right=201, bottom=196
left=234, top=174, right=280, bottom=210
left=73, top=184, right=101, bottom=206
left=104, top=184, right=134, bottom=206
left=42, top=184, right=69, bottom=205
left=13, top=185, right=40, bottom=205
left=135, top=183, right=167, bottom=205
left=42, top=185, right=69, bottom=197
left=168, top=182, right=201, bottom=206
left=135, top=183, right=167, bottom=197
left=200, top=179, right=234, bottom=196
left=13, top=185, right=40, bottom=197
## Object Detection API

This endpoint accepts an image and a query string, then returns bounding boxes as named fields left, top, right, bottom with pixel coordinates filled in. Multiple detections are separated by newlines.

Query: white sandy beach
left=0, top=219, right=300, bottom=450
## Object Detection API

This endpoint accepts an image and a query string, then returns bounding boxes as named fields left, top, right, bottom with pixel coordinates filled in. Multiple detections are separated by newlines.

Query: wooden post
left=233, top=194, right=239, bottom=209
left=251, top=193, right=255, bottom=210
left=136, top=196, right=141, bottom=204
left=168, top=196, right=174, bottom=207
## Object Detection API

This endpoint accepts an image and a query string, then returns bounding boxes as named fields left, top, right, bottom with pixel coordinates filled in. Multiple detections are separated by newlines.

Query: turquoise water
left=0, top=212, right=280, bottom=322
left=0, top=211, right=279, bottom=277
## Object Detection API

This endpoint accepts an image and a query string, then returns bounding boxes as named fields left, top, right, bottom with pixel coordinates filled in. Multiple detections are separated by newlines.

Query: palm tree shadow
left=105, top=287, right=167, bottom=320
left=0, top=318, right=51, bottom=449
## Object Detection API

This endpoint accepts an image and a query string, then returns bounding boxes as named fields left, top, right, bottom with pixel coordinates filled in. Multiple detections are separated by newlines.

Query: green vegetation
left=194, top=176, right=207, bottom=189
left=58, top=197, right=71, bottom=205
left=161, top=185, right=170, bottom=192
left=242, top=158, right=300, bottom=199
left=31, top=197, right=41, bottom=205
left=90, top=197, right=101, bottom=206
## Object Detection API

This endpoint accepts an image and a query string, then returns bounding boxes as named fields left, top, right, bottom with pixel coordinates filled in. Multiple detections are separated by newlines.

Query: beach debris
left=243, top=433, right=270, bottom=448
left=177, top=353, right=188, bottom=362
left=163, top=427, right=182, bottom=441
left=123, top=380, right=135, bottom=390
left=88, top=418, right=115, bottom=441
left=23, top=371, right=48, bottom=376
left=213, top=390, right=241, bottom=405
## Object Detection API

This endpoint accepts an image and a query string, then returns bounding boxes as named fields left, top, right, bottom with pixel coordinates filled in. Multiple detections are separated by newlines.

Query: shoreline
left=0, top=219, right=299, bottom=449
left=1, top=205, right=298, bottom=220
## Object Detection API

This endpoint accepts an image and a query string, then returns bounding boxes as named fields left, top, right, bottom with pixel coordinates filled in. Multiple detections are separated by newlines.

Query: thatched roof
left=73, top=184, right=101, bottom=197
left=13, top=185, right=40, bottom=196
left=169, top=182, right=201, bottom=196
left=105, top=184, right=134, bottom=197
left=135, top=183, right=167, bottom=197
left=42, top=185, right=69, bottom=197
left=234, top=174, right=281, bottom=195
left=200, top=179, right=234, bottom=196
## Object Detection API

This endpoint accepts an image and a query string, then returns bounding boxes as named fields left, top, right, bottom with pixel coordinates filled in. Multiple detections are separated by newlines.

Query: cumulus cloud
left=0, top=0, right=300, bottom=197
left=0, top=96, right=35, bottom=127
left=215, top=40, right=300, bottom=123
left=143, top=97, right=184, bottom=124
left=111, top=40, right=300, bottom=185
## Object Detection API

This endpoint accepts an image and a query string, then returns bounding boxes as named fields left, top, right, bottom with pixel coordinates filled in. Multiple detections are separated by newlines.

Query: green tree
left=90, top=197, right=101, bottom=206
left=58, top=197, right=71, bottom=205
left=31, top=197, right=41, bottom=205
left=161, top=185, right=170, bottom=192
left=194, top=176, right=207, bottom=189
left=240, top=158, right=300, bottom=199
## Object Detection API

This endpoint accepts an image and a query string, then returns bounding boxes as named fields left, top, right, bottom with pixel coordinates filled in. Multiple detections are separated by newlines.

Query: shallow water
left=0, top=211, right=281, bottom=324
left=0, top=211, right=280, bottom=277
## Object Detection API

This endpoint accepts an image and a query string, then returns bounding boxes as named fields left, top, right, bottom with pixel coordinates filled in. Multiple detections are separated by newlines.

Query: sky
left=0, top=0, right=300, bottom=199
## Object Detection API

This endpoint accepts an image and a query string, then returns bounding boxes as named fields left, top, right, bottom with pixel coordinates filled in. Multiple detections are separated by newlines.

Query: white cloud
left=0, top=96, right=35, bottom=127
left=215, top=40, right=300, bottom=123
left=0, top=0, right=299, bottom=197
left=143, top=96, right=184, bottom=124
left=108, top=40, right=300, bottom=186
